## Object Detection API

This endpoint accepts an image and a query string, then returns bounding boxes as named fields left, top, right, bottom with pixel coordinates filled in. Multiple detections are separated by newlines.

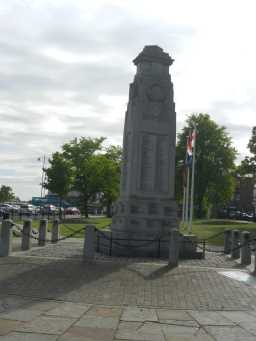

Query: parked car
left=0, top=206, right=7, bottom=216
left=0, top=204, right=14, bottom=212
left=19, top=204, right=36, bottom=215
left=10, top=204, right=20, bottom=212
left=64, top=207, right=80, bottom=215
left=241, top=212, right=254, bottom=221
left=42, top=205, right=58, bottom=214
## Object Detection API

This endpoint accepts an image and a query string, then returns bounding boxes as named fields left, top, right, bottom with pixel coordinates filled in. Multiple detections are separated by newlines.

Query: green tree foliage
left=61, top=137, right=105, bottom=217
left=44, top=137, right=121, bottom=217
left=0, top=185, right=15, bottom=203
left=44, top=152, right=74, bottom=203
left=176, top=113, right=237, bottom=218
left=237, top=127, right=256, bottom=177
left=100, top=146, right=122, bottom=217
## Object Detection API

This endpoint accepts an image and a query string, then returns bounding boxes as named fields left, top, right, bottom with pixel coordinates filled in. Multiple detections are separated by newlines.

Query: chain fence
left=10, top=221, right=86, bottom=243
left=5, top=218, right=256, bottom=261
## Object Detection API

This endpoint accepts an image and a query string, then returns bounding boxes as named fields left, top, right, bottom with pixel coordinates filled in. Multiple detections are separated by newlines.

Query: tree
left=44, top=152, right=74, bottom=208
left=62, top=137, right=105, bottom=217
left=176, top=113, right=237, bottom=218
left=102, top=145, right=122, bottom=217
left=96, top=146, right=122, bottom=217
left=238, top=127, right=256, bottom=177
left=44, top=137, right=122, bottom=218
left=0, top=185, right=15, bottom=203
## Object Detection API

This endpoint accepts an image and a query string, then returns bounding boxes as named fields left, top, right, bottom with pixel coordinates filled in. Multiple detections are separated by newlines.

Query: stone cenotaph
left=109, top=45, right=178, bottom=257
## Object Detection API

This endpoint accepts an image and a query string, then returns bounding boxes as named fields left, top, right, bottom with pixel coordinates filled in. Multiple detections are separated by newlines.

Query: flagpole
left=181, top=185, right=186, bottom=226
left=185, top=166, right=190, bottom=230
left=188, top=127, right=196, bottom=234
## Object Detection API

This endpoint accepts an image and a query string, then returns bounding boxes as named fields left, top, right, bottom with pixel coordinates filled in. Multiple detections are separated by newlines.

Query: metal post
left=0, top=220, right=13, bottom=257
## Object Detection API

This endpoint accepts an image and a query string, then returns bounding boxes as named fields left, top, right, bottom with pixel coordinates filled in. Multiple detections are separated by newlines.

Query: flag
left=185, top=129, right=196, bottom=167
left=191, top=129, right=196, bottom=147
left=185, top=134, right=193, bottom=167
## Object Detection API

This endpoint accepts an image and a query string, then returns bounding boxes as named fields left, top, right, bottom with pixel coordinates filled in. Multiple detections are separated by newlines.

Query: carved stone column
left=111, top=46, right=178, bottom=257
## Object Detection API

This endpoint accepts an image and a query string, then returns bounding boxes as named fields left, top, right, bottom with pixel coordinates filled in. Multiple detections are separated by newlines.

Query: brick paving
left=1, top=238, right=256, bottom=339
left=12, top=237, right=236, bottom=268
left=0, top=253, right=255, bottom=310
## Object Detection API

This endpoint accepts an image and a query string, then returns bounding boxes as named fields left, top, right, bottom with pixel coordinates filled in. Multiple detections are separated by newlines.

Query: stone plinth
left=96, top=230, right=199, bottom=259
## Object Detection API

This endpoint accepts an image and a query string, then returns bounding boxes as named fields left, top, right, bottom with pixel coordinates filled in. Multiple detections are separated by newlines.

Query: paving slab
left=0, top=296, right=32, bottom=313
left=163, top=331, right=215, bottom=340
left=188, top=310, right=235, bottom=326
left=15, top=315, right=76, bottom=334
left=21, top=300, right=64, bottom=312
left=121, top=307, right=158, bottom=322
left=158, top=320, right=199, bottom=327
left=0, top=332, right=58, bottom=340
left=204, top=325, right=256, bottom=341
left=237, top=321, right=256, bottom=336
left=85, top=306, right=122, bottom=318
left=161, top=322, right=199, bottom=337
left=115, top=321, right=165, bottom=341
left=59, top=326, right=115, bottom=341
left=75, top=316, right=119, bottom=329
left=45, top=302, right=91, bottom=318
left=0, top=320, right=24, bottom=336
left=0, top=308, right=42, bottom=322
left=156, top=309, right=193, bottom=321
left=220, top=310, right=256, bottom=323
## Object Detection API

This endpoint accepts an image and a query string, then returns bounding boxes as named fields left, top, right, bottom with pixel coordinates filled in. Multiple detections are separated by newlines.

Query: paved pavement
left=1, top=238, right=256, bottom=340
left=1, top=298, right=256, bottom=340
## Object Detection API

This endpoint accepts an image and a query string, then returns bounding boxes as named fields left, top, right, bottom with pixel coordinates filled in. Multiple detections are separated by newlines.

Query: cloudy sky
left=0, top=0, right=255, bottom=200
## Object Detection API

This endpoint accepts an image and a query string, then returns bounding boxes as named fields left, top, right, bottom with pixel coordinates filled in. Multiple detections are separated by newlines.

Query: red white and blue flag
left=185, top=130, right=196, bottom=167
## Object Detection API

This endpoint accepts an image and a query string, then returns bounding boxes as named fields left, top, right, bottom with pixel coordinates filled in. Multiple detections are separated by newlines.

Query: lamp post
left=40, top=155, right=46, bottom=198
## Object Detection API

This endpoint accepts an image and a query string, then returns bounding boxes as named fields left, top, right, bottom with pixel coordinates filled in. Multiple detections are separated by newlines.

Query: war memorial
left=97, top=45, right=195, bottom=258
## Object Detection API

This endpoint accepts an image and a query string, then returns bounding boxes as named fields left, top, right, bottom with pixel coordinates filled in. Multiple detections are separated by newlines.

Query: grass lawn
left=59, top=217, right=112, bottom=238
left=11, top=217, right=256, bottom=246
left=12, top=216, right=112, bottom=239
left=181, top=219, right=256, bottom=245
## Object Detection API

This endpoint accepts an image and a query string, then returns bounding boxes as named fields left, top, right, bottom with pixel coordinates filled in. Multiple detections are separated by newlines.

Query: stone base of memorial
left=96, top=229, right=199, bottom=259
